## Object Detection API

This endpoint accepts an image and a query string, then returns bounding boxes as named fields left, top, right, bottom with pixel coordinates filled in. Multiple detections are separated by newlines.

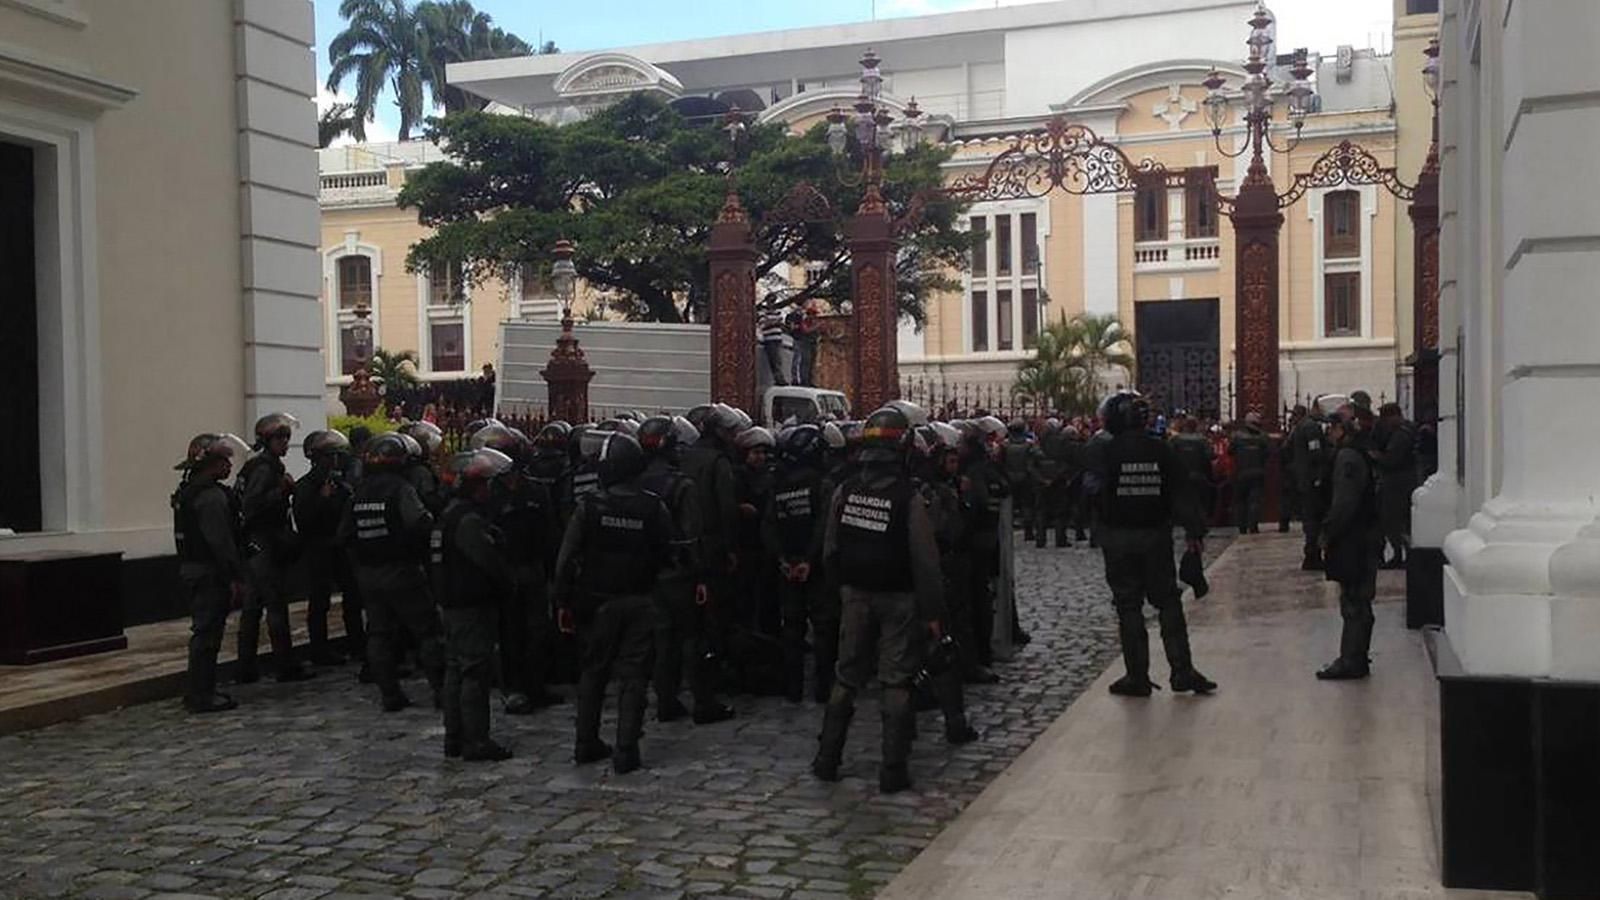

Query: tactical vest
left=1232, top=430, right=1269, bottom=475
left=432, top=501, right=498, bottom=609
left=836, top=476, right=914, bottom=592
left=578, top=490, right=666, bottom=598
left=236, top=453, right=289, bottom=535
left=350, top=474, right=421, bottom=565
left=172, top=479, right=237, bottom=565
left=570, top=466, right=600, bottom=504
left=1171, top=435, right=1212, bottom=483
left=1002, top=439, right=1031, bottom=479
left=1321, top=446, right=1381, bottom=527
left=771, top=466, right=823, bottom=558
left=1101, top=434, right=1171, bottom=528
left=492, top=479, right=550, bottom=561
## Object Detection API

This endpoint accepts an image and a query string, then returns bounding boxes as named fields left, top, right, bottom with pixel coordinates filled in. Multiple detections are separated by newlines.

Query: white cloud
left=317, top=85, right=399, bottom=147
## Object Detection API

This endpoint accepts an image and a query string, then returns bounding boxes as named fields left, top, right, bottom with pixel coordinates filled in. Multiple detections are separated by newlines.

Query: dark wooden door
left=0, top=141, right=42, bottom=532
left=1135, top=298, right=1221, bottom=420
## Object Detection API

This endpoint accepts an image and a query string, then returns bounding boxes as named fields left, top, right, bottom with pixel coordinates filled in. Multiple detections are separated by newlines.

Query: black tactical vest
left=350, top=473, right=420, bottom=565
left=836, top=476, right=914, bottom=592
left=1101, top=434, right=1172, bottom=528
left=771, top=466, right=823, bottom=558
left=236, top=453, right=289, bottom=536
left=570, top=466, right=600, bottom=504
left=1171, top=435, right=1212, bottom=483
left=432, top=501, right=497, bottom=609
left=492, top=478, right=550, bottom=562
left=173, top=479, right=237, bottom=565
left=578, top=490, right=666, bottom=597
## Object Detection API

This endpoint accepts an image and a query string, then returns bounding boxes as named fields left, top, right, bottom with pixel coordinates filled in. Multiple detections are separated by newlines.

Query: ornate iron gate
left=1135, top=299, right=1221, bottom=420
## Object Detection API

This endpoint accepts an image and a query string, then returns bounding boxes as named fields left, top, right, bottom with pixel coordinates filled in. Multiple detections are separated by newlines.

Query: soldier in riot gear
left=472, top=423, right=563, bottom=714
left=236, top=413, right=313, bottom=684
left=555, top=432, right=672, bottom=774
left=294, top=429, right=364, bottom=668
left=1317, top=406, right=1384, bottom=679
left=639, top=415, right=735, bottom=724
left=913, top=421, right=979, bottom=744
left=679, top=403, right=742, bottom=682
left=400, top=421, right=447, bottom=515
left=733, top=426, right=778, bottom=637
left=1373, top=402, right=1417, bottom=570
left=173, top=433, right=251, bottom=713
left=1088, top=393, right=1216, bottom=698
left=811, top=406, right=945, bottom=794
left=958, top=416, right=1008, bottom=681
left=1290, top=404, right=1333, bottom=570
left=341, top=433, right=444, bottom=711
left=1001, top=418, right=1035, bottom=539
left=1169, top=416, right=1216, bottom=546
left=762, top=423, right=837, bottom=704
left=1028, top=418, right=1073, bottom=548
left=432, top=448, right=518, bottom=761
left=1229, top=411, right=1270, bottom=534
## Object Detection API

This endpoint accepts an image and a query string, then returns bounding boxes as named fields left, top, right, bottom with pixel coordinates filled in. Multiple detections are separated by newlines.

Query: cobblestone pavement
left=0, top=535, right=1230, bottom=900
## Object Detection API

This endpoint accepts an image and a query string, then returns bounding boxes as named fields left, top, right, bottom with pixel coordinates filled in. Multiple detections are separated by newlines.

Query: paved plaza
left=0, top=537, right=1228, bottom=900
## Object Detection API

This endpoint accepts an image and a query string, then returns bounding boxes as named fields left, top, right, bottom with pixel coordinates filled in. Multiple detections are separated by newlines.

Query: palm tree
left=366, top=347, right=421, bottom=393
left=1011, top=314, right=1134, bottom=415
left=418, top=0, right=532, bottom=115
left=326, top=0, right=431, bottom=141
left=318, top=102, right=358, bottom=148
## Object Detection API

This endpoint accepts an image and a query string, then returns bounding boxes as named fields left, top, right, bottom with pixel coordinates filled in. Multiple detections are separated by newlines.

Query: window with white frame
left=329, top=251, right=378, bottom=377
left=967, top=206, right=1045, bottom=352
left=516, top=262, right=560, bottom=322
left=1310, top=186, right=1373, bottom=340
left=420, top=261, right=469, bottom=373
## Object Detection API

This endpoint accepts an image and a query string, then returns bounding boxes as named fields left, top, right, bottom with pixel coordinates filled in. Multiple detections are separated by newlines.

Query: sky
left=314, top=0, right=1396, bottom=144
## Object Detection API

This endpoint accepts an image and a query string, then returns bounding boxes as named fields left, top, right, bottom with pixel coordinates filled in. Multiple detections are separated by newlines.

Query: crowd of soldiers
left=169, top=399, right=1041, bottom=792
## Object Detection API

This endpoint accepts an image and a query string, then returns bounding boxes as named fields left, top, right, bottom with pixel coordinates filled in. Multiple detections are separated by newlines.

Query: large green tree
left=397, top=95, right=972, bottom=325
left=326, top=0, right=536, bottom=141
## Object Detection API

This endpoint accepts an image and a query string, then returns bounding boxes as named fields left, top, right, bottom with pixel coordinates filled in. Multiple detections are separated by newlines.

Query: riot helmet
left=447, top=447, right=515, bottom=493
left=364, top=433, right=411, bottom=469
left=302, top=429, right=351, bottom=461
left=859, top=406, right=912, bottom=466
left=778, top=423, right=827, bottom=468
left=400, top=421, right=444, bottom=455
left=594, top=431, right=646, bottom=487
left=1006, top=417, right=1026, bottom=436
left=636, top=416, right=680, bottom=459
left=821, top=421, right=846, bottom=452
left=1099, top=391, right=1151, bottom=436
left=252, top=412, right=299, bottom=449
left=884, top=399, right=930, bottom=428
left=670, top=416, right=700, bottom=448
left=176, top=432, right=249, bottom=473
left=685, top=405, right=713, bottom=433
left=470, top=422, right=527, bottom=460
left=395, top=432, right=424, bottom=462
left=595, top=417, right=639, bottom=437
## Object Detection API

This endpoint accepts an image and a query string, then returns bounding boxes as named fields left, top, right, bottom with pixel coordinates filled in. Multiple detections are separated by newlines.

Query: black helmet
left=779, top=423, right=827, bottom=468
left=859, top=406, right=912, bottom=466
left=534, top=421, right=571, bottom=454
left=252, top=412, right=299, bottom=446
left=706, top=402, right=743, bottom=436
left=595, top=418, right=639, bottom=437
left=1099, top=391, right=1150, bottom=436
left=636, top=415, right=679, bottom=458
left=594, top=432, right=646, bottom=487
left=685, top=405, right=713, bottom=433
left=400, top=421, right=444, bottom=455
left=733, top=426, right=776, bottom=456
left=302, top=429, right=351, bottom=460
left=1007, top=417, right=1026, bottom=435
left=568, top=423, right=594, bottom=465
left=447, top=447, right=515, bottom=488
left=176, top=432, right=249, bottom=471
left=885, top=399, right=930, bottom=427
left=470, top=422, right=526, bottom=458
left=364, top=433, right=411, bottom=469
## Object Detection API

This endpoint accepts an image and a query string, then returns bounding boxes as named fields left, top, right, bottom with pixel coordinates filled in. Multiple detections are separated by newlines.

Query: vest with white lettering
left=578, top=489, right=667, bottom=597
left=1100, top=433, right=1173, bottom=528
left=771, top=466, right=824, bottom=558
left=836, top=476, right=914, bottom=592
left=349, top=473, right=421, bottom=565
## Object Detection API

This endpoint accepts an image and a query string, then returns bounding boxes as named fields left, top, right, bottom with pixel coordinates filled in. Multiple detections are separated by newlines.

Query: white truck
left=496, top=319, right=850, bottom=424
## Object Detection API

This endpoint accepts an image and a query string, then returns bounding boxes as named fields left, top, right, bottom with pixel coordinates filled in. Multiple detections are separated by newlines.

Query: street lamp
left=550, top=237, right=577, bottom=321
left=826, top=49, right=899, bottom=211
left=1201, top=3, right=1315, bottom=164
left=1421, top=36, right=1441, bottom=106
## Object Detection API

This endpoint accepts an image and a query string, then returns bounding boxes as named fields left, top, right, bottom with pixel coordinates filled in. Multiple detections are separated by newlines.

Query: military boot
left=879, top=688, right=914, bottom=794
left=810, top=698, right=854, bottom=782
left=573, top=670, right=610, bottom=764
left=614, top=679, right=649, bottom=775
left=1110, top=606, right=1155, bottom=697
left=936, top=670, right=978, bottom=745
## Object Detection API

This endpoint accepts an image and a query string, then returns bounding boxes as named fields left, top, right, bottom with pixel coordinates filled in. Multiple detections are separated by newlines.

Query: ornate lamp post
left=1202, top=2, right=1316, bottom=430
left=1409, top=37, right=1443, bottom=431
left=823, top=49, right=920, bottom=413
left=540, top=238, right=594, bottom=423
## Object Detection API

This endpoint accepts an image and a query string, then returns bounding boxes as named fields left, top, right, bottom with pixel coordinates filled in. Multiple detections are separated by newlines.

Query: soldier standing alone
left=1089, top=392, right=1217, bottom=698
left=1316, top=406, right=1384, bottom=680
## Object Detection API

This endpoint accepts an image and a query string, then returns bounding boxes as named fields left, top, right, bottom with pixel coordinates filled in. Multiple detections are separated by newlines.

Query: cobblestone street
left=0, top=537, right=1227, bottom=900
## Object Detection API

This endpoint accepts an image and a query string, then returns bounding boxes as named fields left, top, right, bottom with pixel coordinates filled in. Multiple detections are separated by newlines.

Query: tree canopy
left=397, top=95, right=974, bottom=325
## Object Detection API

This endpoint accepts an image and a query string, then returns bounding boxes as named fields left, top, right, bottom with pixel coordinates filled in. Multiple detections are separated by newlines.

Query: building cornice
left=0, top=39, right=135, bottom=111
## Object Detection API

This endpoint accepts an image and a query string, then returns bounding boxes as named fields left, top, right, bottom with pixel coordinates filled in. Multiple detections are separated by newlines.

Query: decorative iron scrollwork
left=944, top=117, right=1174, bottom=201
left=1277, top=139, right=1416, bottom=208
left=762, top=181, right=836, bottom=226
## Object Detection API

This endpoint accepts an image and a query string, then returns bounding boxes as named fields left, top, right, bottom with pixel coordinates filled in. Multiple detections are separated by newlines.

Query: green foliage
left=1012, top=314, right=1135, bottom=415
left=319, top=102, right=358, bottom=148
left=367, top=347, right=421, bottom=393
left=398, top=95, right=974, bottom=325
left=326, top=0, right=533, bottom=141
left=329, top=413, right=396, bottom=438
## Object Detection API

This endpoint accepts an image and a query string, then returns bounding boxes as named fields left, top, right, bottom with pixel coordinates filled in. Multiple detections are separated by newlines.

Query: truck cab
left=763, top=386, right=850, bottom=426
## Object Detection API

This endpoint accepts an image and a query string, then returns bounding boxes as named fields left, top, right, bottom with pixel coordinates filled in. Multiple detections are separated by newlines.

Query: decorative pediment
left=553, top=52, right=683, bottom=102
left=1056, top=59, right=1246, bottom=112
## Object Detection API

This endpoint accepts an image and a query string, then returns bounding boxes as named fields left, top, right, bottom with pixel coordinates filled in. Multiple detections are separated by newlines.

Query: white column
left=235, top=0, right=327, bottom=464
left=1441, top=0, right=1600, bottom=678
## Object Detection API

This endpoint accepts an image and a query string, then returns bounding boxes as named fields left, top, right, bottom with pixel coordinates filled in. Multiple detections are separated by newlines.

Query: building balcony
left=319, top=169, right=401, bottom=208
left=1132, top=237, right=1222, bottom=272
